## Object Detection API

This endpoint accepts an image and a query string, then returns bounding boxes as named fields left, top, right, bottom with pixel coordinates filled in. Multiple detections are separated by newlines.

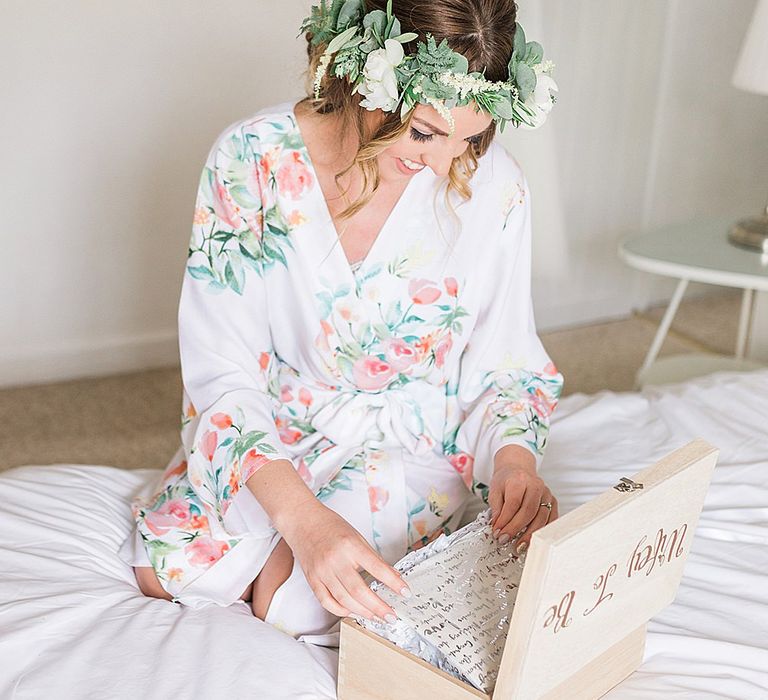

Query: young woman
left=118, top=0, right=564, bottom=640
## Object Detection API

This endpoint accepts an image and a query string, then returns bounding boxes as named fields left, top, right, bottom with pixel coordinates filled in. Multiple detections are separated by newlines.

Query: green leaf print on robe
left=192, top=407, right=281, bottom=520
left=186, top=121, right=315, bottom=294
left=133, top=460, right=238, bottom=586
left=314, top=256, right=469, bottom=390
left=442, top=364, right=564, bottom=503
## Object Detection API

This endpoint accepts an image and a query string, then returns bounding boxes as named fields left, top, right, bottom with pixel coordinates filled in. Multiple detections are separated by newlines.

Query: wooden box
left=338, top=438, right=719, bottom=700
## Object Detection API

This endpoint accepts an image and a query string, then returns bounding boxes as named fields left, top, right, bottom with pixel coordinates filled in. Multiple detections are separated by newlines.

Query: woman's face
left=379, top=102, right=493, bottom=181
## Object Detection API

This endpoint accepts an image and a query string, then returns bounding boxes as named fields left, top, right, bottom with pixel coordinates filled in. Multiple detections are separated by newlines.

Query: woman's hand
left=279, top=499, right=411, bottom=622
left=488, top=459, right=559, bottom=555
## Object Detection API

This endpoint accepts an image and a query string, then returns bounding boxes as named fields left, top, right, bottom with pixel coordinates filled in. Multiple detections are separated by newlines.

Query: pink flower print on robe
left=529, top=387, right=556, bottom=420
left=368, top=486, right=390, bottom=513
left=433, top=334, right=453, bottom=369
left=144, top=498, right=192, bottom=537
left=298, top=387, right=313, bottom=407
left=211, top=176, right=243, bottom=230
left=353, top=355, right=395, bottom=390
left=448, top=452, right=475, bottom=491
left=408, top=279, right=442, bottom=305
left=200, top=430, right=218, bottom=461
left=242, top=449, right=272, bottom=482
left=296, top=457, right=313, bottom=486
left=276, top=151, right=313, bottom=200
left=444, top=277, right=459, bottom=297
left=383, top=338, right=419, bottom=373
left=162, top=459, right=188, bottom=481
left=184, top=535, right=230, bottom=568
left=257, top=146, right=281, bottom=192
left=278, top=423, right=303, bottom=445
left=210, top=413, right=232, bottom=430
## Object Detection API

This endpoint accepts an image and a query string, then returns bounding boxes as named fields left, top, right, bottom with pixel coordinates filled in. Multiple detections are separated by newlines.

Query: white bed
left=2, top=369, right=767, bottom=699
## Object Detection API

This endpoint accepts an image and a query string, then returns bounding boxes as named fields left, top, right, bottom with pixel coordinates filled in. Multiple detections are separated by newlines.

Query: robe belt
left=308, top=388, right=436, bottom=456
left=276, top=367, right=441, bottom=562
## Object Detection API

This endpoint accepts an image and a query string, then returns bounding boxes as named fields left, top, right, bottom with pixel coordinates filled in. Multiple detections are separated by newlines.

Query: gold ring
left=539, top=502, right=553, bottom=511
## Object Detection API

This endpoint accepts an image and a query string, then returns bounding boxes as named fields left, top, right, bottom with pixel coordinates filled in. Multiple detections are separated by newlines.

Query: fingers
left=498, top=483, right=547, bottom=542
left=492, top=482, right=526, bottom=535
left=358, top=546, right=410, bottom=599
left=311, top=579, right=350, bottom=618
left=513, top=497, right=556, bottom=552
left=326, top=571, right=394, bottom=622
left=488, top=487, right=504, bottom=524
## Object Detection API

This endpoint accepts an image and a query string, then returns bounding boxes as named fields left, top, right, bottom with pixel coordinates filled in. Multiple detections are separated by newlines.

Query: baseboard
left=536, top=297, right=633, bottom=333
left=0, top=329, right=179, bottom=388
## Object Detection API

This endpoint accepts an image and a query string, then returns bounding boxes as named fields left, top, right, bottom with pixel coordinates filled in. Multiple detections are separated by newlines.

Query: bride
left=120, top=0, right=563, bottom=640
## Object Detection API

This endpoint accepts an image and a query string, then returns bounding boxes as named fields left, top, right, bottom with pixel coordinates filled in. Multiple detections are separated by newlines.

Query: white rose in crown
left=518, top=72, right=558, bottom=130
left=354, top=38, right=405, bottom=112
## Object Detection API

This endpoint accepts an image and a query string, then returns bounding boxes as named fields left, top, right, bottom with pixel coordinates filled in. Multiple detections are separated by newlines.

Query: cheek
left=387, top=137, right=423, bottom=160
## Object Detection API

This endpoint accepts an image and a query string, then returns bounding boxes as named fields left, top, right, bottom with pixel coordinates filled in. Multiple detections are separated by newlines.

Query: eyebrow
left=413, top=117, right=450, bottom=136
left=412, top=116, right=485, bottom=139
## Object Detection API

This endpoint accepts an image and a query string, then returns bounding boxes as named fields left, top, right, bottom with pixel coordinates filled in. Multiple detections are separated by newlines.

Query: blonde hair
left=299, top=0, right=518, bottom=243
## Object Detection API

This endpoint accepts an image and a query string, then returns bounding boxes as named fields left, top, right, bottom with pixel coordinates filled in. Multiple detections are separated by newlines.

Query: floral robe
left=121, top=100, right=564, bottom=608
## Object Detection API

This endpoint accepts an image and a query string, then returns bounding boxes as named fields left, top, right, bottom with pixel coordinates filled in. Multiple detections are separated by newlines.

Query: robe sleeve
left=178, top=123, right=292, bottom=532
left=448, top=165, right=564, bottom=503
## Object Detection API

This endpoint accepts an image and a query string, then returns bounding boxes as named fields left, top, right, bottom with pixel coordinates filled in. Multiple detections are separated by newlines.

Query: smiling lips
left=399, top=157, right=425, bottom=172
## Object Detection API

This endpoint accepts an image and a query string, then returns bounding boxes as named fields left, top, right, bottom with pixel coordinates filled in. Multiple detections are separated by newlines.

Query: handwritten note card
left=370, top=513, right=524, bottom=692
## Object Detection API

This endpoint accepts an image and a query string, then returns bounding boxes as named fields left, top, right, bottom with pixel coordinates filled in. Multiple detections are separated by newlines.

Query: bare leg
left=133, top=566, right=253, bottom=602
left=251, top=538, right=293, bottom=620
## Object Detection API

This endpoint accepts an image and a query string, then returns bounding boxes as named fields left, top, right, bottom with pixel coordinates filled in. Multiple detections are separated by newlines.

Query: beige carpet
left=1, top=290, right=745, bottom=472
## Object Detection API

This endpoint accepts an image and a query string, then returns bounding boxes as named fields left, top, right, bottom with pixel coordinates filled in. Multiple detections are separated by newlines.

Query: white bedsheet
left=1, top=369, right=767, bottom=699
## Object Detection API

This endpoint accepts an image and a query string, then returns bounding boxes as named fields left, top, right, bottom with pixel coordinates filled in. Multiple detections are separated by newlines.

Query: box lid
left=494, top=438, right=719, bottom=699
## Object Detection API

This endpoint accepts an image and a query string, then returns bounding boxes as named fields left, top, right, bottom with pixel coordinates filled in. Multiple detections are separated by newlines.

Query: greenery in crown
left=299, top=0, right=558, bottom=134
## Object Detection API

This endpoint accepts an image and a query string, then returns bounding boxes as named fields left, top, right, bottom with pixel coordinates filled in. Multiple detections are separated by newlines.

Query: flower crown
left=299, top=0, right=558, bottom=135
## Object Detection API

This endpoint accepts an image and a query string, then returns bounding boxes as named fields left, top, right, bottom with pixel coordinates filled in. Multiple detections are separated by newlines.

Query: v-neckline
left=290, top=101, right=428, bottom=281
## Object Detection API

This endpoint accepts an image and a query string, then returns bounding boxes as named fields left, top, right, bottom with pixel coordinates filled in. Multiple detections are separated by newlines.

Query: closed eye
left=410, top=127, right=434, bottom=142
left=410, top=127, right=482, bottom=146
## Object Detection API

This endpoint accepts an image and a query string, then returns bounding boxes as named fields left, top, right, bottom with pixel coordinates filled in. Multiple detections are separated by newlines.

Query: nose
left=423, top=142, right=468, bottom=177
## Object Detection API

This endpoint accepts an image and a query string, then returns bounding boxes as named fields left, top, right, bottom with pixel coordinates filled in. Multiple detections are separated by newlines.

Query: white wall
left=507, top=0, right=768, bottom=329
left=2, top=1, right=767, bottom=386
left=0, top=1, right=312, bottom=385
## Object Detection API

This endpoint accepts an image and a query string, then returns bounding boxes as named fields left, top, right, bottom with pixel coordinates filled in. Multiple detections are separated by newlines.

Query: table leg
left=637, top=278, right=689, bottom=385
left=735, top=288, right=754, bottom=360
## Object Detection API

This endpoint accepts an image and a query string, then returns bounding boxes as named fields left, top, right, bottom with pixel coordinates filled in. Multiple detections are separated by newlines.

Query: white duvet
left=2, top=369, right=767, bottom=699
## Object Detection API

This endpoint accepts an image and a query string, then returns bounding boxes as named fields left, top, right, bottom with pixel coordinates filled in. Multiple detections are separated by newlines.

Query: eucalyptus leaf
left=363, top=9, right=387, bottom=35
left=449, top=52, right=468, bottom=74
left=525, top=41, right=544, bottom=65
left=336, top=0, right=363, bottom=29
left=515, top=61, right=536, bottom=101
left=512, top=22, right=527, bottom=60
left=507, top=53, right=518, bottom=78
left=493, top=98, right=514, bottom=120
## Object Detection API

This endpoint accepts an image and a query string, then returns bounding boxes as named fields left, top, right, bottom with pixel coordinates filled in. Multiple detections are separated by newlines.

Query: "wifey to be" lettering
left=542, top=521, right=689, bottom=634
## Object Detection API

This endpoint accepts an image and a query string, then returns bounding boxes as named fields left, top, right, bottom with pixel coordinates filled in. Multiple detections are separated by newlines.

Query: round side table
left=618, top=217, right=768, bottom=388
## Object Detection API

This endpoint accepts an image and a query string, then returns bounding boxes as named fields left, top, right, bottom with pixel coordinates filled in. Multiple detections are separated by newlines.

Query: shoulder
left=204, top=101, right=302, bottom=166
left=473, top=139, right=528, bottom=194
left=460, top=139, right=531, bottom=238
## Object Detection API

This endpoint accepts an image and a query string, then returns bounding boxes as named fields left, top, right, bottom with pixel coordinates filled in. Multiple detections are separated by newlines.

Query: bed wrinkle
left=1, top=369, right=767, bottom=699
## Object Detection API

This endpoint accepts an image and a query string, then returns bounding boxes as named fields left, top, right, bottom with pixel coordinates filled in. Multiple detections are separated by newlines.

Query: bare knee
left=251, top=539, right=293, bottom=620
left=133, top=566, right=173, bottom=601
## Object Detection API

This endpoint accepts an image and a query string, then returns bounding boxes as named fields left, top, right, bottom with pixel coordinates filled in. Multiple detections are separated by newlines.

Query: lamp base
left=727, top=214, right=768, bottom=252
